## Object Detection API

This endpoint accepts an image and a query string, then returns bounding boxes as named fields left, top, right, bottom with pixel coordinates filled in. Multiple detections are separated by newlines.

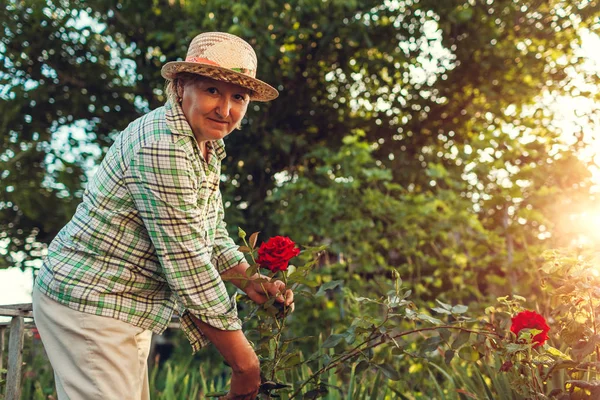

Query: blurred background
left=0, top=0, right=599, bottom=398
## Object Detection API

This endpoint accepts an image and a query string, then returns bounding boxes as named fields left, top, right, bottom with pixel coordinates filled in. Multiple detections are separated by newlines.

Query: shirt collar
left=164, top=99, right=227, bottom=161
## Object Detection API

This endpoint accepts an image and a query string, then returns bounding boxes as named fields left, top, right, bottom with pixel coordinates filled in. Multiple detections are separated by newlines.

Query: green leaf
left=405, top=309, right=418, bottom=320
left=279, top=351, right=303, bottom=368
left=435, top=299, right=453, bottom=310
left=546, top=346, right=572, bottom=360
left=432, top=307, right=452, bottom=315
left=238, top=245, right=252, bottom=253
left=377, top=363, right=402, bottom=381
left=354, top=360, right=370, bottom=375
left=354, top=296, right=377, bottom=304
left=451, top=331, right=471, bottom=350
left=505, top=343, right=531, bottom=353
left=322, top=333, right=345, bottom=348
left=439, top=328, right=452, bottom=343
left=315, top=280, right=344, bottom=297
left=388, top=295, right=404, bottom=308
left=416, top=313, right=444, bottom=325
left=444, top=349, right=455, bottom=365
left=286, top=264, right=296, bottom=276
left=238, top=227, right=246, bottom=239
left=343, top=325, right=357, bottom=344
left=421, top=336, right=443, bottom=353
left=451, top=305, right=468, bottom=314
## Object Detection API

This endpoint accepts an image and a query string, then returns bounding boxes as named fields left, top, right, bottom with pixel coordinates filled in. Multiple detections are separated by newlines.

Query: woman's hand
left=223, top=366, right=260, bottom=399
left=245, top=278, right=295, bottom=312
left=221, top=263, right=295, bottom=312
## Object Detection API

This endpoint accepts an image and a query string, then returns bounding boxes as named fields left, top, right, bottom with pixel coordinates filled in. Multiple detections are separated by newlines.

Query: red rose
left=32, top=327, right=41, bottom=340
left=257, top=236, right=300, bottom=272
left=510, top=310, right=550, bottom=347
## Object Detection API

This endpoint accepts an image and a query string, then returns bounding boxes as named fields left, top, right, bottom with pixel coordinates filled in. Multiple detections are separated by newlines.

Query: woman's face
left=179, top=76, right=250, bottom=143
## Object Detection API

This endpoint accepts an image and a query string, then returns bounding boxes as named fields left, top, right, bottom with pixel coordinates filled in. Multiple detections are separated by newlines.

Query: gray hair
left=165, top=73, right=208, bottom=104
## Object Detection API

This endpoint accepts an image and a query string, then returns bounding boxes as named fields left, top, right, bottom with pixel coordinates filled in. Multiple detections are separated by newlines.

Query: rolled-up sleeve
left=125, top=139, right=241, bottom=352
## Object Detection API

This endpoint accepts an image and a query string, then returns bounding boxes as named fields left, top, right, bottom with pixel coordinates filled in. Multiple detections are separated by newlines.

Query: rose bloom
left=257, top=236, right=300, bottom=272
left=510, top=310, right=550, bottom=347
left=31, top=327, right=41, bottom=340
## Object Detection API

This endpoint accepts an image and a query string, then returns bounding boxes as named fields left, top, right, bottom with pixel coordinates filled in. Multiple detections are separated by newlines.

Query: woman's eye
left=207, top=87, right=218, bottom=94
left=234, top=94, right=248, bottom=102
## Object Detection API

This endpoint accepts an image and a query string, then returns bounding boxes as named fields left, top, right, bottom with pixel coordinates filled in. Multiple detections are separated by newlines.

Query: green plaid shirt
left=36, top=99, right=246, bottom=352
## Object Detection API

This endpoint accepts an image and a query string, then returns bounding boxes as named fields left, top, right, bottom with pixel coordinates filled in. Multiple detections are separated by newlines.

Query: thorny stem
left=269, top=272, right=291, bottom=381
left=270, top=306, right=287, bottom=381
left=527, top=347, right=544, bottom=397
left=519, top=345, right=542, bottom=398
left=289, top=325, right=499, bottom=398
left=517, top=349, right=543, bottom=398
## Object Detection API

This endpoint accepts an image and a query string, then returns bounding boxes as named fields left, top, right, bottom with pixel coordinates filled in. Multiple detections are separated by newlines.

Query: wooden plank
left=0, top=325, right=5, bottom=372
left=5, top=316, right=24, bottom=400
left=0, top=304, right=32, bottom=312
left=0, top=308, right=33, bottom=318
left=0, top=322, right=35, bottom=328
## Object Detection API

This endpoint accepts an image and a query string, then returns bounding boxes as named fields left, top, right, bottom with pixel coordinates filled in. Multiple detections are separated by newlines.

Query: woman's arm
left=191, top=316, right=260, bottom=399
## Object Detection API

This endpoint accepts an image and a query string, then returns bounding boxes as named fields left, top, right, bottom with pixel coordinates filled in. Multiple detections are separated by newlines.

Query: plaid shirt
left=36, top=99, right=246, bottom=352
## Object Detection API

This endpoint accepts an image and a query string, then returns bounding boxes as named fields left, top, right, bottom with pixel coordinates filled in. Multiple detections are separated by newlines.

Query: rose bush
left=483, top=256, right=600, bottom=400
left=209, top=229, right=504, bottom=398
left=214, top=231, right=600, bottom=399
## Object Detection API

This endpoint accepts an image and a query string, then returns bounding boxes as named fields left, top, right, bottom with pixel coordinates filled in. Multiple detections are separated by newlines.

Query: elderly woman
left=32, top=32, right=291, bottom=400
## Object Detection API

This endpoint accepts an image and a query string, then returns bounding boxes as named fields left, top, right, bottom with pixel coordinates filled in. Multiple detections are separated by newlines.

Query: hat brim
left=161, top=61, right=279, bottom=102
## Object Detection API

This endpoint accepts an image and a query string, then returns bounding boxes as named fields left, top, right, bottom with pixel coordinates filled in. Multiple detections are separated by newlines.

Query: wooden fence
left=0, top=303, right=33, bottom=400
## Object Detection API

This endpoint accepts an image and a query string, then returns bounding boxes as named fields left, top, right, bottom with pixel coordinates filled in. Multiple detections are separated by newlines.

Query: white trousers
left=32, top=287, right=153, bottom=400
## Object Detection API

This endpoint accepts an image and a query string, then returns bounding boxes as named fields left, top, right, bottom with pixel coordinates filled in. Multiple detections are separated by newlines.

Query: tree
left=0, top=0, right=598, bottom=304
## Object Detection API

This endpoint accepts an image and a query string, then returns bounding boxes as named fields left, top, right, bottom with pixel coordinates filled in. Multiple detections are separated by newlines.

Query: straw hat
left=161, top=32, right=279, bottom=102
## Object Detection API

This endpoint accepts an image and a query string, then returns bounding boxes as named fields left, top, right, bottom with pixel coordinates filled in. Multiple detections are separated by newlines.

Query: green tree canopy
left=1, top=0, right=598, bottom=302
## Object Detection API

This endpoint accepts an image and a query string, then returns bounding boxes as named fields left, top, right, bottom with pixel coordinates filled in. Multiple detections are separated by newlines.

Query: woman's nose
left=215, top=98, right=231, bottom=118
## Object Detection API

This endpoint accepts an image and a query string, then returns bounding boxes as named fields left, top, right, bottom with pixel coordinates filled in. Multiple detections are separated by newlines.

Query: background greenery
left=1, top=0, right=600, bottom=398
